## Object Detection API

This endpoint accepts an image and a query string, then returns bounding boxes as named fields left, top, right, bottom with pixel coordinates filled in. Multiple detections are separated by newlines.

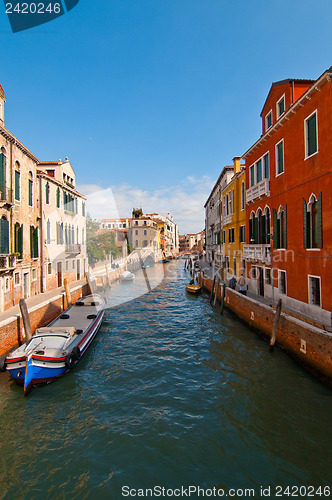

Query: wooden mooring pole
left=209, top=276, right=216, bottom=304
left=270, top=299, right=282, bottom=351
left=19, top=298, right=32, bottom=342
left=63, top=278, right=72, bottom=308
left=220, top=283, right=226, bottom=315
left=213, top=277, right=220, bottom=306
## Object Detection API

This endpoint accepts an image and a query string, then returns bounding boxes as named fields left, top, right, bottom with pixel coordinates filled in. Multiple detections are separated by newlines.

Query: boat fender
left=75, top=329, right=83, bottom=335
left=60, top=314, right=70, bottom=319
left=65, top=352, right=76, bottom=369
left=90, top=301, right=100, bottom=306
left=0, top=357, right=7, bottom=372
left=72, top=347, right=81, bottom=361
left=75, top=301, right=85, bottom=307
left=87, top=314, right=97, bottom=319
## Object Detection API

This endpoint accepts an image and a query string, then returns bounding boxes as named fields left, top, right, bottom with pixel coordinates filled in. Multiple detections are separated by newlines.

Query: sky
left=1, top=0, right=332, bottom=233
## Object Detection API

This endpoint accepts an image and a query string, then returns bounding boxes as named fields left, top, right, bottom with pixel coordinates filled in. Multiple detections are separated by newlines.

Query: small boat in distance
left=5, top=294, right=105, bottom=395
left=186, top=283, right=202, bottom=294
left=120, top=271, right=135, bottom=281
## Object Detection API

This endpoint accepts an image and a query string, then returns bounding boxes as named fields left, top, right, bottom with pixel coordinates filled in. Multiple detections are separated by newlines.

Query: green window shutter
left=261, top=215, right=266, bottom=244
left=30, top=226, right=34, bottom=258
left=317, top=193, right=323, bottom=248
left=253, top=217, right=258, bottom=243
left=45, top=183, right=50, bottom=204
left=283, top=205, right=287, bottom=249
left=56, top=188, right=60, bottom=208
left=0, top=153, right=5, bottom=188
left=264, top=153, right=269, bottom=178
left=303, top=199, right=308, bottom=248
left=15, top=171, right=20, bottom=200
left=277, top=142, right=284, bottom=174
left=18, top=225, right=23, bottom=259
left=0, top=218, right=9, bottom=254
left=34, top=227, right=39, bottom=258
left=307, top=114, right=317, bottom=156
left=257, top=160, right=262, bottom=183
left=28, top=180, right=33, bottom=206
left=249, top=219, right=253, bottom=242
left=272, top=209, right=278, bottom=248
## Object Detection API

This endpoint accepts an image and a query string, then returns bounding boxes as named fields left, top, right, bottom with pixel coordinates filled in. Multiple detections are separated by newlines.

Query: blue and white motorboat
left=120, top=271, right=135, bottom=282
left=5, top=294, right=105, bottom=395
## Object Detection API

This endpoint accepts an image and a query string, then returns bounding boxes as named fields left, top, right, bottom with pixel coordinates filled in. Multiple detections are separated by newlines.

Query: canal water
left=0, top=261, right=331, bottom=499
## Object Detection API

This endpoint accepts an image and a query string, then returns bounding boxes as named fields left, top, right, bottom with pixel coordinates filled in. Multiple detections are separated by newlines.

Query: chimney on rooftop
left=233, top=156, right=242, bottom=174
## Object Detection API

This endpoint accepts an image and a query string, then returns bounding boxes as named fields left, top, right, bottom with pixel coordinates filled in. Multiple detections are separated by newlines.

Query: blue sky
left=1, top=0, right=332, bottom=232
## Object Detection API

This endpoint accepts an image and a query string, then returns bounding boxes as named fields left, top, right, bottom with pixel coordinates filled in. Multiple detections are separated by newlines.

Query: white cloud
left=77, top=175, right=214, bottom=234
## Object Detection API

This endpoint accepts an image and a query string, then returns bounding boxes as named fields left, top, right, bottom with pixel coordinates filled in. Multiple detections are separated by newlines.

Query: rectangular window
left=28, top=179, right=33, bottom=206
left=14, top=272, right=20, bottom=285
left=264, top=153, right=269, bottom=179
left=241, top=181, right=245, bottom=210
left=250, top=165, right=255, bottom=187
left=277, top=95, right=285, bottom=118
left=266, top=111, right=272, bottom=130
left=232, top=189, right=234, bottom=214
left=305, top=111, right=318, bottom=158
left=233, top=258, right=236, bottom=275
left=265, top=268, right=271, bottom=285
left=48, top=262, right=52, bottom=275
left=279, top=271, right=286, bottom=294
left=15, top=171, right=20, bottom=200
left=256, top=159, right=262, bottom=183
left=223, top=230, right=225, bottom=244
left=276, top=140, right=284, bottom=175
left=239, top=225, right=245, bottom=243
left=308, top=275, right=321, bottom=307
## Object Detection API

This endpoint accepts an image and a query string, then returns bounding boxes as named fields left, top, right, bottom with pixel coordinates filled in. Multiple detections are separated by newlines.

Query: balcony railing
left=0, top=186, right=13, bottom=204
left=223, top=214, right=233, bottom=225
left=0, top=254, right=16, bottom=270
left=243, top=244, right=271, bottom=265
left=246, top=179, right=270, bottom=203
left=65, top=244, right=81, bottom=255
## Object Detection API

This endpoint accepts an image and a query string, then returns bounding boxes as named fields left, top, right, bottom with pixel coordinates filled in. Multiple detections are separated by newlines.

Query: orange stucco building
left=243, top=68, right=332, bottom=328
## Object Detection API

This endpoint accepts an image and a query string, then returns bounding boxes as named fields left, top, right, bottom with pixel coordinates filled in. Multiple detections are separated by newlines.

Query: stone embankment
left=0, top=279, right=90, bottom=357
left=199, top=273, right=332, bottom=387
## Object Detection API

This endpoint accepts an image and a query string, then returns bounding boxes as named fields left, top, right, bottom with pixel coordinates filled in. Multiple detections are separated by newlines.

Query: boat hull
left=186, top=285, right=202, bottom=294
left=6, top=302, right=105, bottom=394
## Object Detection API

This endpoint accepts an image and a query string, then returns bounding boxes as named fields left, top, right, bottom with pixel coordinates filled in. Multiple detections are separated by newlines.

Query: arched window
left=15, top=161, right=20, bottom=201
left=0, top=215, right=9, bottom=254
left=249, top=211, right=256, bottom=244
left=0, top=147, right=7, bottom=198
left=14, top=222, right=23, bottom=259
left=256, top=208, right=263, bottom=244
left=28, top=172, right=33, bottom=206
left=263, top=207, right=271, bottom=244
left=46, top=219, right=51, bottom=245
left=273, top=205, right=287, bottom=249
left=303, top=193, right=322, bottom=249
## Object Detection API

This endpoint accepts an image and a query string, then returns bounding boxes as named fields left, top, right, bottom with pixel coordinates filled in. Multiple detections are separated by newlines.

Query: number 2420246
left=5, top=3, right=62, bottom=14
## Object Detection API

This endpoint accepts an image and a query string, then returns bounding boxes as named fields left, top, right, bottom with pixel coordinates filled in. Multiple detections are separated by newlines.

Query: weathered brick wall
left=0, top=282, right=90, bottom=358
left=202, top=276, right=332, bottom=386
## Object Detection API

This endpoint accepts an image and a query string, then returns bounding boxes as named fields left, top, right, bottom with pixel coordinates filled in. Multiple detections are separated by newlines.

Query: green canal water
left=0, top=261, right=331, bottom=499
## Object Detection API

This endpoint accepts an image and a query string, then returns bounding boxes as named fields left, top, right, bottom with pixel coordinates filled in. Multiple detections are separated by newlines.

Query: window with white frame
left=277, top=95, right=285, bottom=118
left=305, top=111, right=318, bottom=158
left=250, top=165, right=255, bottom=187
left=241, top=181, right=245, bottom=210
left=266, top=110, right=272, bottom=130
left=279, top=270, right=286, bottom=294
left=276, top=140, right=284, bottom=175
left=308, top=275, right=321, bottom=307
left=263, top=153, right=269, bottom=179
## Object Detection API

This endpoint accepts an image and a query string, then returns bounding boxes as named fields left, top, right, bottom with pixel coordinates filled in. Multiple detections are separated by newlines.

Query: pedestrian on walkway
left=238, top=273, right=246, bottom=294
left=230, top=276, right=237, bottom=290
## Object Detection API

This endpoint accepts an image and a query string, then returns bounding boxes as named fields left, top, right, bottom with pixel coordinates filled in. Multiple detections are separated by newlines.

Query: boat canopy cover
left=35, top=327, right=77, bottom=336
